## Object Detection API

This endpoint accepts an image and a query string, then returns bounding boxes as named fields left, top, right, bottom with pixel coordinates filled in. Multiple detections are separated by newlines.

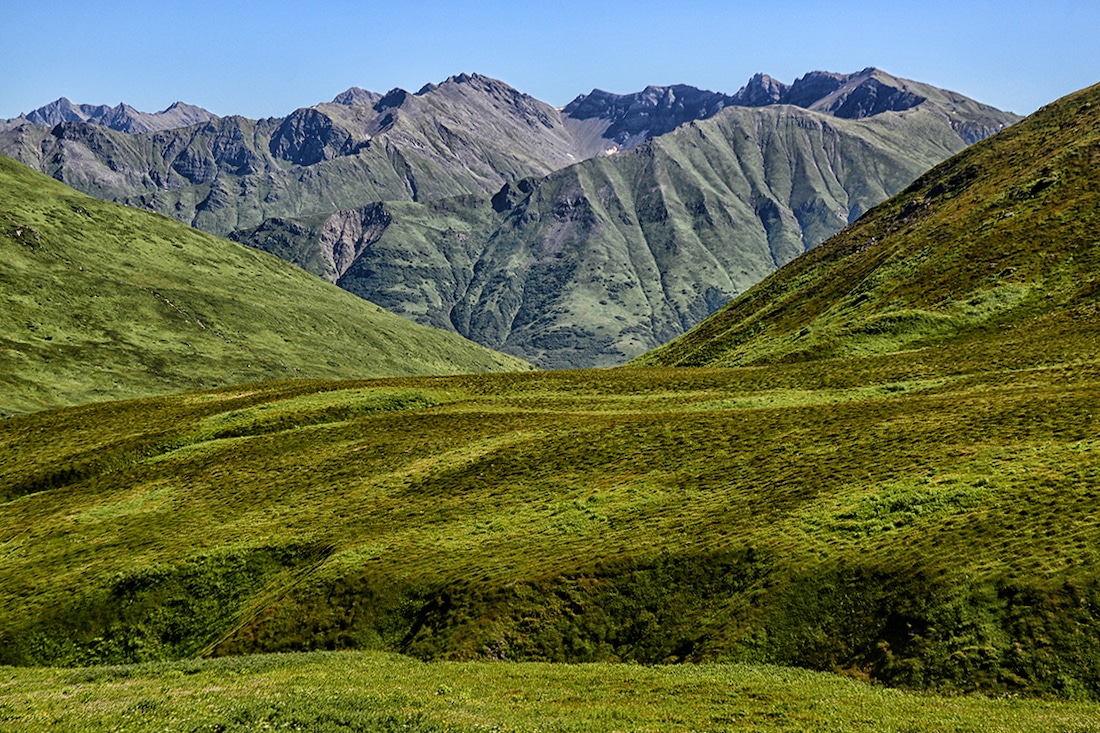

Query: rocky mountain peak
left=782, top=70, right=849, bottom=107
left=426, top=72, right=523, bottom=100
left=432, top=72, right=495, bottom=92
left=373, top=88, right=410, bottom=111
left=729, top=73, right=788, bottom=106
left=725, top=67, right=928, bottom=120
left=333, top=87, right=382, bottom=106
left=562, top=83, right=736, bottom=149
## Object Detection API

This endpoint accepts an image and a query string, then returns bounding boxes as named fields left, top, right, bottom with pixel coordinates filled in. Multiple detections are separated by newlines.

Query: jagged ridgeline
left=2, top=69, right=1020, bottom=368
left=0, top=155, right=529, bottom=414
left=4, top=82, right=1100, bottom=699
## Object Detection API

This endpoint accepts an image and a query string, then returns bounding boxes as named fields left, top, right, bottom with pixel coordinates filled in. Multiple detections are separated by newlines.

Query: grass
left=4, top=345, right=1100, bottom=698
left=4, top=650, right=1100, bottom=732
left=0, top=154, right=529, bottom=415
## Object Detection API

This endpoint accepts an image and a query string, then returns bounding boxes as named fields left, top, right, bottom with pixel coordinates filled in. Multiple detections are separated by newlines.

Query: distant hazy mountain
left=728, top=67, right=1012, bottom=143
left=0, top=74, right=582, bottom=235
left=2, top=70, right=1020, bottom=367
left=563, top=67, right=1015, bottom=156
left=1, top=98, right=217, bottom=134
left=0, top=69, right=1016, bottom=235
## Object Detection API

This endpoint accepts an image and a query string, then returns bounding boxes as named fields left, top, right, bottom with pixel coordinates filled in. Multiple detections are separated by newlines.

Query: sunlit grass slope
left=5, top=651, right=1100, bottom=732
left=0, top=154, right=529, bottom=414
left=636, top=80, right=1100, bottom=368
left=4, top=346, right=1100, bottom=698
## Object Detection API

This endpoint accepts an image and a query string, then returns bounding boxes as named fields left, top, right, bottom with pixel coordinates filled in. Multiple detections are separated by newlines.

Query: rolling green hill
left=4, top=354, right=1100, bottom=698
left=637, top=81, right=1100, bottom=369
left=0, top=154, right=529, bottom=414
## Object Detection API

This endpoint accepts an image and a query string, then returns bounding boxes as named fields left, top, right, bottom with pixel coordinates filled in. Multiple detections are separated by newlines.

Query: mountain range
left=1, top=69, right=1020, bottom=367
left=0, top=98, right=218, bottom=134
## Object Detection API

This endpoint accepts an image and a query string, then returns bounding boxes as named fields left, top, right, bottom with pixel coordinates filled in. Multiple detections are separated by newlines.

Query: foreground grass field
left=5, top=650, right=1100, bottom=732
left=4, top=323, right=1100, bottom=697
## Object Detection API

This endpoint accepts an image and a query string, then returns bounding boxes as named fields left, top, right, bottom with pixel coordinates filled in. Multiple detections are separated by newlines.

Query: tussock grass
left=4, top=350, right=1100, bottom=699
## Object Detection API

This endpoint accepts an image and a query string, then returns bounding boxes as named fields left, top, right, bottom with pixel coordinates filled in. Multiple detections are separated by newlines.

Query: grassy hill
left=0, top=154, right=528, bottom=414
left=637, top=81, right=1100, bottom=369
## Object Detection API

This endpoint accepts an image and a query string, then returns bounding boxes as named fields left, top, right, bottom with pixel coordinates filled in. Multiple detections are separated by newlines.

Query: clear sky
left=2, top=0, right=1096, bottom=121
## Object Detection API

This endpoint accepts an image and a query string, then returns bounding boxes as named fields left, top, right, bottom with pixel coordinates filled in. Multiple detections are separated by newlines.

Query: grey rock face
left=3, top=98, right=217, bottom=133
left=269, top=108, right=361, bottom=166
left=729, top=73, right=787, bottom=106
left=332, top=87, right=382, bottom=106
left=562, top=84, right=737, bottom=149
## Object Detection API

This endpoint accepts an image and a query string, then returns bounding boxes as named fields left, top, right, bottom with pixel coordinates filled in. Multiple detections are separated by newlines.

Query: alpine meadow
left=4, top=69, right=1100, bottom=731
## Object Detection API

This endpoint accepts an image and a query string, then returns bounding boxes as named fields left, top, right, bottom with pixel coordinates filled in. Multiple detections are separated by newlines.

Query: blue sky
left=2, top=1, right=1096, bottom=120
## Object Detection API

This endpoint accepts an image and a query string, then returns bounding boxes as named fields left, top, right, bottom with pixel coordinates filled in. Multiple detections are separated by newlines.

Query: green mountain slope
left=638, top=81, right=1100, bottom=368
left=0, top=154, right=529, bottom=414
left=237, top=100, right=997, bottom=368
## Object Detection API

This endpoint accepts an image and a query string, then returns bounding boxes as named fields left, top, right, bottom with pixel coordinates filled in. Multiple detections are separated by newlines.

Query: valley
left=2, top=63, right=1099, bottom=731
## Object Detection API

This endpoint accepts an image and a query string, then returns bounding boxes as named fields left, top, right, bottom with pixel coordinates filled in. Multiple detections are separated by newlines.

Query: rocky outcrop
left=332, top=87, right=381, bottom=106
left=269, top=108, right=362, bottom=166
left=728, top=73, right=786, bottom=106
left=562, top=84, right=736, bottom=150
